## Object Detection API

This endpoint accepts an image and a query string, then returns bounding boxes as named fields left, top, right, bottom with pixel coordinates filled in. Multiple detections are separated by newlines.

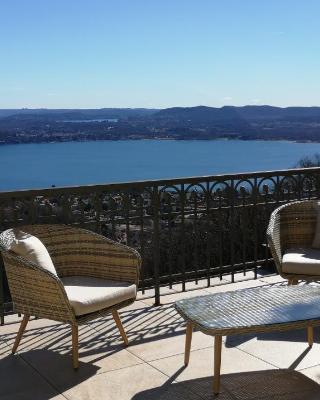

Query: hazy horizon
left=2, top=104, right=320, bottom=111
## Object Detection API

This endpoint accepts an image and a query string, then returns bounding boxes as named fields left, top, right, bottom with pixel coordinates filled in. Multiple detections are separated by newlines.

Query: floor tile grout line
left=228, top=333, right=320, bottom=372
left=77, top=320, right=150, bottom=374
left=297, top=362, right=320, bottom=372
left=80, top=304, right=211, bottom=375
left=92, top=359, right=208, bottom=400
left=124, top=339, right=241, bottom=400
left=144, top=358, right=236, bottom=400
left=124, top=338, right=278, bottom=372
left=125, top=342, right=216, bottom=364
left=296, top=362, right=320, bottom=372
left=230, top=343, right=282, bottom=370
left=92, top=359, right=145, bottom=375
left=125, top=345, right=209, bottom=400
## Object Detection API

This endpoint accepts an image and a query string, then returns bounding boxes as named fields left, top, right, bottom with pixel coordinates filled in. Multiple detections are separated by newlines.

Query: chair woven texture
left=267, top=200, right=320, bottom=281
left=0, top=224, right=141, bottom=325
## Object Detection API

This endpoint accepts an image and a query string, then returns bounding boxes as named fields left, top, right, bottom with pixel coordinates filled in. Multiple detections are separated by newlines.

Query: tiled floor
left=1, top=275, right=320, bottom=400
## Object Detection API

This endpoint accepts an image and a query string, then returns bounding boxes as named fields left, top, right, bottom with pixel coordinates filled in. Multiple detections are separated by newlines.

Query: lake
left=1, top=139, right=320, bottom=191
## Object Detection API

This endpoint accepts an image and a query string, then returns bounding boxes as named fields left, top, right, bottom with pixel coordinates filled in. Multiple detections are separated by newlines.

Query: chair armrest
left=266, top=207, right=283, bottom=275
left=1, top=250, right=75, bottom=323
left=50, top=228, right=141, bottom=286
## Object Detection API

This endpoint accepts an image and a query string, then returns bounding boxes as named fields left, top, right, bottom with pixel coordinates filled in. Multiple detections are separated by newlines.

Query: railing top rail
left=1, top=166, right=320, bottom=198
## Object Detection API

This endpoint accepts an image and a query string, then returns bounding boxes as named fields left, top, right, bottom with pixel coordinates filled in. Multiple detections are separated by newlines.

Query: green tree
left=295, top=153, right=320, bottom=168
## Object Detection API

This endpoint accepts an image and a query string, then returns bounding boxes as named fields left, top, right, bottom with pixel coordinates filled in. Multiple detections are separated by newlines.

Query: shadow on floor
left=1, top=303, right=186, bottom=347
left=132, top=369, right=320, bottom=400
left=0, top=350, right=99, bottom=400
left=4, top=301, right=319, bottom=366
left=225, top=326, right=320, bottom=348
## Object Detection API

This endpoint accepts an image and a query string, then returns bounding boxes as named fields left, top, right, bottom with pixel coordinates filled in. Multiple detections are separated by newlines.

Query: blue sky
left=1, top=0, right=320, bottom=109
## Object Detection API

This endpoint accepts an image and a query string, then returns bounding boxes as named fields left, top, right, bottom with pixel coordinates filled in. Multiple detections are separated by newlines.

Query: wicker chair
left=0, top=224, right=141, bottom=368
left=267, top=200, right=320, bottom=284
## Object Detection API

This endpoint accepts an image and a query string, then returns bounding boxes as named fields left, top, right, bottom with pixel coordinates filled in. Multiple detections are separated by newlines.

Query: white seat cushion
left=282, top=248, right=320, bottom=276
left=61, top=276, right=136, bottom=316
left=8, top=229, right=57, bottom=276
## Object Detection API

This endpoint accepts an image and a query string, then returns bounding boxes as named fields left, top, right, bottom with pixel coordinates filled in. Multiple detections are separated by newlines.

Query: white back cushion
left=8, top=229, right=57, bottom=276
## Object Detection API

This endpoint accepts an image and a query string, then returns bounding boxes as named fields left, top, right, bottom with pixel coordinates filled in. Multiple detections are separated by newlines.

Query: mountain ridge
left=2, top=105, right=320, bottom=144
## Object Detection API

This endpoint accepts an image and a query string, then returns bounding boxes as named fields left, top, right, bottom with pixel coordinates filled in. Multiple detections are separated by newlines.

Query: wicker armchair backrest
left=279, top=200, right=318, bottom=251
left=0, top=224, right=141, bottom=284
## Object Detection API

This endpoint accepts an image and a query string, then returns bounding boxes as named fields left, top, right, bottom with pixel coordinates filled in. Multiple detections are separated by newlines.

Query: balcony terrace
left=2, top=276, right=320, bottom=399
left=1, top=167, right=320, bottom=399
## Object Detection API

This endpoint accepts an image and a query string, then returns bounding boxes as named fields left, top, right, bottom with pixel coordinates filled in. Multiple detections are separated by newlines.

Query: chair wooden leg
left=213, top=335, right=222, bottom=395
left=112, top=310, right=129, bottom=346
left=308, top=326, right=313, bottom=347
left=12, top=314, right=30, bottom=354
left=72, top=324, right=79, bottom=369
left=184, top=322, right=193, bottom=366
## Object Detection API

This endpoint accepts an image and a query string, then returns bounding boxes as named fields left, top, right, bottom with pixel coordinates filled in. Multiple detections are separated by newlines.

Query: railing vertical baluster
left=167, top=193, right=174, bottom=289
left=0, top=258, right=4, bottom=325
left=253, top=177, right=258, bottom=279
left=124, top=191, right=130, bottom=246
left=217, top=189, right=223, bottom=280
left=94, top=192, right=102, bottom=234
left=205, top=181, right=211, bottom=286
left=62, top=195, right=71, bottom=225
left=152, top=185, right=161, bottom=306
left=230, top=179, right=235, bottom=283
left=138, top=193, right=145, bottom=294
left=240, top=187, right=247, bottom=276
left=12, top=198, right=19, bottom=226
left=29, top=197, right=37, bottom=224
left=263, top=184, right=270, bottom=270
left=296, top=171, right=301, bottom=201
left=193, top=191, right=199, bottom=285
left=275, top=175, right=280, bottom=206
left=0, top=201, right=4, bottom=232
left=316, top=170, right=320, bottom=198
left=0, top=200, right=4, bottom=324
left=110, top=196, right=116, bottom=240
left=180, top=185, right=186, bottom=292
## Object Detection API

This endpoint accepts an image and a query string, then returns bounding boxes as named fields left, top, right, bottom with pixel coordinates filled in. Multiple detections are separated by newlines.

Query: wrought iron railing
left=1, top=166, right=320, bottom=323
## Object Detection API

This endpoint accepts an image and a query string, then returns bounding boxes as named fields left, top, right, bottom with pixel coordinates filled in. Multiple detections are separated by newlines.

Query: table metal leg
left=213, top=335, right=222, bottom=394
left=184, top=322, right=193, bottom=366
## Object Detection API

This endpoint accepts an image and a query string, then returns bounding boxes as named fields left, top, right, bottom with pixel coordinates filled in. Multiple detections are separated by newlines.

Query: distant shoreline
left=0, top=136, right=319, bottom=146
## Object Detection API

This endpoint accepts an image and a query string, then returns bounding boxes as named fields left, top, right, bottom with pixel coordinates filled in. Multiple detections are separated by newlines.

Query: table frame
left=183, top=321, right=314, bottom=394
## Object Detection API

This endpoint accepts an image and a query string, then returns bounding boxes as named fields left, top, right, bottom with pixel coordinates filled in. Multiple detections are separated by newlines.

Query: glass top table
left=175, top=285, right=320, bottom=394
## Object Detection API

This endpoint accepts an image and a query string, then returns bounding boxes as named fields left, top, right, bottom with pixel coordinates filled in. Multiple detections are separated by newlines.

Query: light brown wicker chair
left=267, top=200, right=320, bottom=284
left=0, top=224, right=141, bottom=369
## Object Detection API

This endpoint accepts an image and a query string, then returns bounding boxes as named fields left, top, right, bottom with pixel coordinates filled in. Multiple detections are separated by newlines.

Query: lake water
left=1, top=139, right=320, bottom=191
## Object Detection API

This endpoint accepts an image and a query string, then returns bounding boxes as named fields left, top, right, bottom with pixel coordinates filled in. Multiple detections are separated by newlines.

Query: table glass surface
left=175, top=285, right=320, bottom=332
